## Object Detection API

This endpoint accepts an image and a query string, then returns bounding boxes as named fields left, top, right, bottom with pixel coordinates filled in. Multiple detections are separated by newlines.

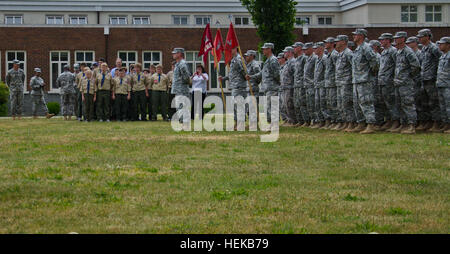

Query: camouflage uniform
left=56, top=70, right=76, bottom=116
left=436, top=50, right=449, bottom=124
left=394, top=46, right=421, bottom=125
left=171, top=58, right=192, bottom=122
left=411, top=48, right=425, bottom=122
left=223, top=54, right=247, bottom=121
left=278, top=63, right=287, bottom=122
left=314, top=53, right=327, bottom=122
left=420, top=42, right=442, bottom=122
left=5, top=68, right=25, bottom=116
left=325, top=49, right=339, bottom=123
left=294, top=55, right=306, bottom=123
left=379, top=46, right=399, bottom=121
left=303, top=53, right=317, bottom=123
left=246, top=59, right=261, bottom=97
left=30, top=75, right=49, bottom=116
left=336, top=48, right=354, bottom=123
left=281, top=56, right=296, bottom=123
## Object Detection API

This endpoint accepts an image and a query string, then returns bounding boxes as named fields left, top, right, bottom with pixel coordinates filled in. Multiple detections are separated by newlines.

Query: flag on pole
left=224, top=22, right=239, bottom=65
left=213, top=29, right=224, bottom=69
left=198, top=23, right=213, bottom=67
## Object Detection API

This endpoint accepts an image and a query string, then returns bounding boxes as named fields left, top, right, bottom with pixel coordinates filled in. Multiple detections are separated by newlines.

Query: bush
left=47, top=102, right=60, bottom=115
left=0, top=82, right=10, bottom=117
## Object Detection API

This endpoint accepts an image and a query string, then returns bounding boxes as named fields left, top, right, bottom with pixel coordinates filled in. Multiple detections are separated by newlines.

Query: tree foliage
left=240, top=0, right=298, bottom=54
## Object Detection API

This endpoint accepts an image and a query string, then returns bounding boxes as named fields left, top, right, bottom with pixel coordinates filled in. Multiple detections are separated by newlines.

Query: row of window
left=2, top=50, right=262, bottom=93
left=401, top=5, right=443, bottom=23
left=295, top=16, right=333, bottom=25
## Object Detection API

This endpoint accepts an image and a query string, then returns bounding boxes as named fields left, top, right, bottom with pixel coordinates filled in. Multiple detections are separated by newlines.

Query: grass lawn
left=0, top=117, right=448, bottom=234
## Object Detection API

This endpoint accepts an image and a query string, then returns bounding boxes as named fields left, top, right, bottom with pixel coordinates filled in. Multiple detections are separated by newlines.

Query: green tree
left=240, top=0, right=298, bottom=54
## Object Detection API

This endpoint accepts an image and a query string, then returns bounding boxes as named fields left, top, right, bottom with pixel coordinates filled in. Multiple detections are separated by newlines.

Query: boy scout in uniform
left=6, top=59, right=25, bottom=120
left=80, top=69, right=97, bottom=122
left=95, top=63, right=114, bottom=122
left=131, top=63, right=150, bottom=121
left=112, top=67, right=132, bottom=121
left=150, top=65, right=170, bottom=121
left=30, top=68, right=54, bottom=119
left=166, top=62, right=175, bottom=120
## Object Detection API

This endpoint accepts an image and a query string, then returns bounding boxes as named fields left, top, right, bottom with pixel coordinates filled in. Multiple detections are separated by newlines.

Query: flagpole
left=213, top=48, right=226, bottom=110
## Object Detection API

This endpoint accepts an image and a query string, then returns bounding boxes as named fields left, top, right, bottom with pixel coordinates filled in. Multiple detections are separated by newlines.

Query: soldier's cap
left=324, top=37, right=335, bottom=43
left=13, top=59, right=20, bottom=64
left=406, top=36, right=419, bottom=44
left=437, top=37, right=450, bottom=44
left=172, top=48, right=185, bottom=54
left=369, top=40, right=381, bottom=47
left=261, top=42, right=274, bottom=49
left=277, top=53, right=285, bottom=59
left=292, top=42, right=304, bottom=48
left=393, top=31, right=407, bottom=39
left=245, top=50, right=257, bottom=56
left=378, top=33, right=393, bottom=40
left=334, top=35, right=349, bottom=42
left=352, top=28, right=368, bottom=37
left=302, top=42, right=314, bottom=50
left=34, top=68, right=41, bottom=73
left=313, top=42, right=325, bottom=49
left=284, top=46, right=294, bottom=52
left=63, top=64, right=70, bottom=69
left=416, top=28, right=432, bottom=38
left=74, top=63, right=80, bottom=70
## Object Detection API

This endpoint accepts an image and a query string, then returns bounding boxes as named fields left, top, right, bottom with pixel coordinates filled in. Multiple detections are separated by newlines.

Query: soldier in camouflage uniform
left=390, top=31, right=421, bottom=134
left=245, top=50, right=262, bottom=125
left=324, top=37, right=339, bottom=129
left=280, top=46, right=296, bottom=126
left=378, top=33, right=400, bottom=131
left=292, top=42, right=306, bottom=126
left=303, top=42, right=317, bottom=127
left=417, top=29, right=443, bottom=132
left=348, top=28, right=378, bottom=134
left=56, top=64, right=76, bottom=120
left=171, top=48, right=192, bottom=124
left=334, top=35, right=354, bottom=131
left=406, top=36, right=426, bottom=129
left=247, top=43, right=280, bottom=125
left=369, top=39, right=385, bottom=128
left=436, top=37, right=450, bottom=133
left=277, top=53, right=288, bottom=123
left=30, top=68, right=54, bottom=119
left=5, top=60, right=25, bottom=120
left=312, top=42, right=327, bottom=128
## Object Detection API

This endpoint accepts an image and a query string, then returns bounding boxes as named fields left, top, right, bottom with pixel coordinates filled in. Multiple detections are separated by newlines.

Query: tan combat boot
left=422, top=121, right=433, bottom=131
left=441, top=123, right=450, bottom=132
left=344, top=122, right=356, bottom=132
left=360, top=123, right=376, bottom=134
left=310, top=121, right=319, bottom=128
left=415, top=121, right=426, bottom=131
left=328, top=123, right=336, bottom=129
left=12, top=115, right=16, bottom=120
left=317, top=121, right=325, bottom=129
left=350, top=123, right=366, bottom=133
left=33, top=116, right=38, bottom=119
left=428, top=121, right=442, bottom=133
left=386, top=120, right=400, bottom=132
left=389, top=124, right=404, bottom=133
left=338, top=122, right=348, bottom=131
left=321, top=120, right=331, bottom=129
left=401, top=124, right=416, bottom=134
left=380, top=120, right=392, bottom=131
left=46, top=113, right=55, bottom=119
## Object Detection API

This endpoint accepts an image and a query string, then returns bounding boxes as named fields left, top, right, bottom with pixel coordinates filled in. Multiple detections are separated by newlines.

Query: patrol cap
left=172, top=48, right=185, bottom=54
left=292, top=42, right=304, bottom=48
left=378, top=33, right=393, bottom=40
left=246, top=50, right=257, bottom=56
left=324, top=37, right=335, bottom=43
left=335, top=35, right=349, bottom=42
left=369, top=40, right=381, bottom=47
left=313, top=42, right=325, bottom=49
left=277, top=53, right=285, bottom=59
left=437, top=37, right=450, bottom=44
left=13, top=59, right=20, bottom=64
left=416, top=28, right=432, bottom=38
left=302, top=42, right=314, bottom=50
left=352, top=28, right=368, bottom=37
left=63, top=64, right=70, bottom=70
left=34, top=68, right=41, bottom=73
left=406, top=36, right=419, bottom=44
left=284, top=46, right=294, bottom=52
left=393, top=31, right=407, bottom=39
left=261, top=43, right=274, bottom=49
left=74, top=63, right=80, bottom=70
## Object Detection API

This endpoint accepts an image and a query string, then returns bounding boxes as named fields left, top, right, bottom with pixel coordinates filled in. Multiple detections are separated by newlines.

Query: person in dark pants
left=150, top=64, right=170, bottom=121
left=74, top=63, right=86, bottom=121
left=112, top=67, right=131, bottom=121
left=167, top=61, right=176, bottom=120
left=191, top=64, right=208, bottom=120
left=95, top=63, right=114, bottom=122
left=147, top=65, right=157, bottom=121
left=80, top=69, right=96, bottom=122
left=131, top=63, right=150, bottom=121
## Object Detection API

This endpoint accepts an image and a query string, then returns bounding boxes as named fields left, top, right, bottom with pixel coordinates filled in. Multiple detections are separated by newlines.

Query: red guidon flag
left=213, top=29, right=224, bottom=69
left=198, top=23, right=213, bottom=67
left=224, top=22, right=239, bottom=65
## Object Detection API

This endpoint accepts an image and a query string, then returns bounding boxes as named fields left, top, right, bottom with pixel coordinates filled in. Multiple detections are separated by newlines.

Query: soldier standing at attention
left=312, top=42, right=327, bottom=129
left=95, top=63, right=113, bottom=122
left=166, top=62, right=175, bottom=121
left=277, top=53, right=288, bottom=123
left=150, top=64, right=170, bottom=121
left=417, top=29, right=443, bottom=132
left=131, top=63, right=150, bottom=121
left=323, top=37, right=339, bottom=129
left=5, top=59, right=25, bottom=120
left=369, top=40, right=385, bottom=129
left=171, top=48, right=192, bottom=124
left=334, top=35, right=354, bottom=131
left=292, top=42, right=306, bottom=126
left=30, top=68, right=54, bottom=119
left=80, top=69, right=96, bottom=122
left=281, top=46, right=297, bottom=126
left=391, top=31, right=421, bottom=134
left=56, top=65, right=76, bottom=121
left=244, top=50, right=261, bottom=99
left=436, top=37, right=450, bottom=133
left=303, top=42, right=317, bottom=127
left=348, top=28, right=378, bottom=134
left=112, top=67, right=131, bottom=122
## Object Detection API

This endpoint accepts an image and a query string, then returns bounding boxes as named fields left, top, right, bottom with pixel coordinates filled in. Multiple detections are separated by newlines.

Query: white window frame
left=318, top=16, right=333, bottom=25
left=234, top=16, right=250, bottom=26
left=46, top=15, right=64, bottom=25
left=185, top=51, right=203, bottom=78
left=110, top=16, right=128, bottom=25
left=425, top=5, right=442, bottom=23
left=69, top=16, right=87, bottom=25
left=195, top=15, right=211, bottom=26
left=173, top=15, right=189, bottom=25
left=5, top=15, right=23, bottom=25
left=5, top=51, right=27, bottom=92
left=295, top=16, right=311, bottom=26
left=74, top=51, right=95, bottom=68
left=133, top=16, right=150, bottom=25
left=117, top=51, right=138, bottom=69
left=209, top=54, right=229, bottom=92
left=401, top=5, right=418, bottom=23
left=142, top=51, right=162, bottom=70
left=49, top=51, right=70, bottom=93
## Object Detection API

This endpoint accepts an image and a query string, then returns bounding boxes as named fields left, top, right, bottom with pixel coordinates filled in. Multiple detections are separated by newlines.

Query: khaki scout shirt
left=131, top=72, right=150, bottom=92
left=150, top=73, right=169, bottom=92
left=167, top=71, right=174, bottom=89
left=80, top=77, right=97, bottom=95
left=95, top=72, right=114, bottom=91
left=113, top=76, right=132, bottom=95
left=76, top=72, right=86, bottom=90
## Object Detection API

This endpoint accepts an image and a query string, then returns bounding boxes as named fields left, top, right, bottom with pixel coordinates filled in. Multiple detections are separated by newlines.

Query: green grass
left=0, top=118, right=448, bottom=233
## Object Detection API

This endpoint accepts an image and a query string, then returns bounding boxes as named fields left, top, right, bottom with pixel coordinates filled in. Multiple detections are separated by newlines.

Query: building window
left=70, top=16, right=87, bottom=25
left=425, top=5, right=442, bottom=22
left=133, top=16, right=150, bottom=25
left=318, top=16, right=332, bottom=25
left=209, top=54, right=229, bottom=92
left=6, top=51, right=26, bottom=90
left=185, top=51, right=203, bottom=77
left=195, top=16, right=211, bottom=25
left=75, top=51, right=95, bottom=68
left=142, top=51, right=162, bottom=70
left=235, top=17, right=249, bottom=26
left=296, top=16, right=311, bottom=25
left=173, top=15, right=188, bottom=25
left=47, top=16, right=64, bottom=25
left=110, top=16, right=127, bottom=25
left=50, top=51, right=70, bottom=91
left=117, top=51, right=137, bottom=69
left=5, top=15, right=23, bottom=25
left=401, top=5, right=418, bottom=22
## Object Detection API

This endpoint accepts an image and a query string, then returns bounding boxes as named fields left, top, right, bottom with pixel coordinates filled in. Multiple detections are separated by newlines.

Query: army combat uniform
left=324, top=48, right=339, bottom=125
left=378, top=41, right=399, bottom=128
left=56, top=69, right=76, bottom=117
left=314, top=50, right=327, bottom=125
left=223, top=54, right=248, bottom=122
left=113, top=75, right=132, bottom=121
left=171, top=52, right=192, bottom=123
left=30, top=74, right=49, bottom=116
left=5, top=66, right=25, bottom=117
left=280, top=53, right=296, bottom=124
left=294, top=52, right=307, bottom=124
left=436, top=37, right=450, bottom=130
left=303, top=47, right=317, bottom=124
left=335, top=47, right=354, bottom=127
left=95, top=71, right=114, bottom=121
